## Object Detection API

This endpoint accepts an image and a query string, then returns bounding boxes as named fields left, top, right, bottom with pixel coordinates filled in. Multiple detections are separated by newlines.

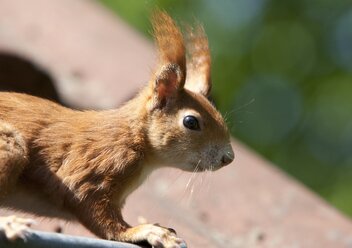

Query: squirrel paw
left=0, top=216, right=35, bottom=241
left=137, top=224, right=187, bottom=248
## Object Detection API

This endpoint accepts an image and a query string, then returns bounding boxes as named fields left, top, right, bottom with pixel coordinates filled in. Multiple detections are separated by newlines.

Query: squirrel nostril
left=221, top=154, right=234, bottom=166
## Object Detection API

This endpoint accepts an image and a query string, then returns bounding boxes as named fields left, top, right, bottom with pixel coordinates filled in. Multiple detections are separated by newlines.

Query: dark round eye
left=183, top=115, right=200, bottom=130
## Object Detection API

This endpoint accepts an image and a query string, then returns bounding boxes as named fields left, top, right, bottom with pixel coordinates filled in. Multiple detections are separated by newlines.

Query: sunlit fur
left=185, top=24, right=212, bottom=96
left=146, top=88, right=230, bottom=171
left=0, top=11, right=233, bottom=247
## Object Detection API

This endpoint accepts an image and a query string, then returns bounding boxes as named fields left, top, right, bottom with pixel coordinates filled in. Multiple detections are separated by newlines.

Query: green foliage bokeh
left=98, top=0, right=352, bottom=216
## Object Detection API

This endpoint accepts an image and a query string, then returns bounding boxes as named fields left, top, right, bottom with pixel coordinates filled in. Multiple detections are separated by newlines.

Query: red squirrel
left=0, top=11, right=234, bottom=248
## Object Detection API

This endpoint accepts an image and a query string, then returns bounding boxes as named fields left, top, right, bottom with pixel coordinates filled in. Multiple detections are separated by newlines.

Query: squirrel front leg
left=72, top=195, right=186, bottom=248
left=53, top=139, right=186, bottom=247
left=71, top=195, right=128, bottom=239
left=0, top=122, right=35, bottom=241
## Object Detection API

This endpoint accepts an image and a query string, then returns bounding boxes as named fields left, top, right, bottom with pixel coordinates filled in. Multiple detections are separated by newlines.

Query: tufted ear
left=150, top=11, right=186, bottom=108
left=152, top=63, right=183, bottom=107
left=184, top=24, right=212, bottom=97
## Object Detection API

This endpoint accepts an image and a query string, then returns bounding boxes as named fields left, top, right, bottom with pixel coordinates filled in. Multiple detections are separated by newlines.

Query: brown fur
left=0, top=11, right=233, bottom=247
left=185, top=24, right=212, bottom=96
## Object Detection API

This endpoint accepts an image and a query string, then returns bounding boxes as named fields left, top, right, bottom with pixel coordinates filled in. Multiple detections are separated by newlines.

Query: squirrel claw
left=145, top=224, right=186, bottom=248
left=129, top=223, right=186, bottom=248
left=0, top=216, right=35, bottom=241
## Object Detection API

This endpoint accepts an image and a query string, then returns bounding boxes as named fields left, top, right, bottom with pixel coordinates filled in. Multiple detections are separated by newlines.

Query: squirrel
left=0, top=11, right=234, bottom=248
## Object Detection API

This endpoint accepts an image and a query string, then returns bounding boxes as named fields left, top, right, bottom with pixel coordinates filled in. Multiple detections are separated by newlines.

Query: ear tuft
left=152, top=10, right=186, bottom=74
left=185, top=24, right=212, bottom=97
left=150, top=11, right=187, bottom=109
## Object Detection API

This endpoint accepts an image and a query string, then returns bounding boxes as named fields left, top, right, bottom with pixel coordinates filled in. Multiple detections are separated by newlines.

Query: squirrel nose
left=221, top=154, right=233, bottom=166
left=221, top=147, right=234, bottom=166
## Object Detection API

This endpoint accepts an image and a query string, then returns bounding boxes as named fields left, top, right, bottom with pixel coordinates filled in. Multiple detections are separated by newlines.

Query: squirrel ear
left=150, top=11, right=186, bottom=108
left=185, top=25, right=212, bottom=97
left=152, top=63, right=184, bottom=107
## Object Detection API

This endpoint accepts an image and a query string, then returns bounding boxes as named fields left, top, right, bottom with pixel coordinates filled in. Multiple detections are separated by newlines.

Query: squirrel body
left=0, top=12, right=234, bottom=248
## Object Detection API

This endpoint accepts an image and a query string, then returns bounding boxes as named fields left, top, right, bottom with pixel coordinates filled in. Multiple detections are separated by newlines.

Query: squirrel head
left=144, top=11, right=234, bottom=172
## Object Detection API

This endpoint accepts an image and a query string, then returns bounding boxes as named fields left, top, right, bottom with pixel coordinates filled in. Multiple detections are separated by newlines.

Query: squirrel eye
left=183, top=115, right=200, bottom=131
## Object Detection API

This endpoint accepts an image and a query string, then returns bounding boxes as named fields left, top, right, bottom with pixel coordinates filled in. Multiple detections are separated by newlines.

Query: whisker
left=161, top=169, right=184, bottom=198
left=184, top=160, right=201, bottom=206
left=203, top=163, right=214, bottom=196
left=223, top=98, right=256, bottom=125
left=230, top=98, right=255, bottom=115
left=164, top=166, right=195, bottom=226
left=185, top=160, right=200, bottom=190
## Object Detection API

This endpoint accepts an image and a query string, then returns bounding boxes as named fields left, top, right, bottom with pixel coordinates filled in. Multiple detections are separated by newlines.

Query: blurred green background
left=97, top=0, right=352, bottom=217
